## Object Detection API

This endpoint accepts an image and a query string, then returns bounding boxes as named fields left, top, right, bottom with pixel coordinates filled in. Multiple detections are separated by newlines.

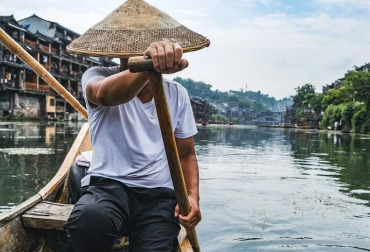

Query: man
left=65, top=40, right=201, bottom=252
left=65, top=1, right=209, bottom=250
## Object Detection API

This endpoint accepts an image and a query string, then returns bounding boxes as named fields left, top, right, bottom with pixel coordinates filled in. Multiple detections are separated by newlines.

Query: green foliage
left=361, top=119, right=370, bottom=134
left=344, top=70, right=370, bottom=109
left=238, top=99, right=252, bottom=109
left=322, top=89, right=343, bottom=110
left=352, top=108, right=366, bottom=133
left=174, top=77, right=213, bottom=99
left=321, top=102, right=364, bottom=131
left=341, top=103, right=363, bottom=132
left=231, top=117, right=239, bottom=123
left=322, top=104, right=343, bottom=128
left=310, top=93, right=325, bottom=114
left=292, top=83, right=316, bottom=110
left=291, top=67, right=370, bottom=132
left=210, top=114, right=228, bottom=122
left=174, top=77, right=290, bottom=113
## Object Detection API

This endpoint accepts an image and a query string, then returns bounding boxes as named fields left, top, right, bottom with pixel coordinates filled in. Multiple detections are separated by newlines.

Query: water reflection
left=286, top=129, right=370, bottom=203
left=0, top=121, right=83, bottom=212
left=195, top=125, right=370, bottom=251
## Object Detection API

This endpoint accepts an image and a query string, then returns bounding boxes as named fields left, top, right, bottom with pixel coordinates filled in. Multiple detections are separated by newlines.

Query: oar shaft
left=0, top=28, right=88, bottom=120
left=149, top=72, right=200, bottom=252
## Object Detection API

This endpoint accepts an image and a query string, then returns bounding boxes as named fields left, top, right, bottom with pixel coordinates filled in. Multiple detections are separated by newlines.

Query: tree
left=344, top=70, right=370, bottom=114
left=292, top=83, right=316, bottom=109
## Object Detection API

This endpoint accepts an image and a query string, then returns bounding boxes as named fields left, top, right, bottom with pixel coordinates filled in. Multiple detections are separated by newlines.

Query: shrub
left=341, top=103, right=364, bottom=132
left=352, top=109, right=366, bottom=133
left=322, top=104, right=343, bottom=128
left=361, top=119, right=370, bottom=134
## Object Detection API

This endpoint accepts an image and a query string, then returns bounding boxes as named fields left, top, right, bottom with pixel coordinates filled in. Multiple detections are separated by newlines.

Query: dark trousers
left=64, top=176, right=180, bottom=252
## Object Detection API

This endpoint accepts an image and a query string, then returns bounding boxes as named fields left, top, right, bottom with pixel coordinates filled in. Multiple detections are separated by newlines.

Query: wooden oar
left=0, top=28, right=88, bottom=120
left=129, top=56, right=201, bottom=252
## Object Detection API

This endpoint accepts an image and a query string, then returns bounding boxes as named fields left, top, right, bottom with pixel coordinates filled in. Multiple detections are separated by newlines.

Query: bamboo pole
left=149, top=71, right=201, bottom=252
left=0, top=28, right=88, bottom=120
left=129, top=56, right=201, bottom=251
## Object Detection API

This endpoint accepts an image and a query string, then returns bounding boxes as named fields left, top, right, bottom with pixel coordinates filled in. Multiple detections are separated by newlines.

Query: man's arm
left=86, top=71, right=150, bottom=106
left=174, top=137, right=201, bottom=230
left=85, top=41, right=188, bottom=106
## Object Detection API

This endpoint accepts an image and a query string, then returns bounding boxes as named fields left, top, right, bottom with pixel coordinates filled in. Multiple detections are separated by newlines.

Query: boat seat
left=21, top=201, right=129, bottom=251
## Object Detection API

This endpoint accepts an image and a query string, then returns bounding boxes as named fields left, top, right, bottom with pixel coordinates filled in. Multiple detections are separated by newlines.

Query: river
left=0, top=122, right=369, bottom=251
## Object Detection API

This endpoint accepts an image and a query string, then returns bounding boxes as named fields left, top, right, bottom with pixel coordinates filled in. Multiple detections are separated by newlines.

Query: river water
left=0, top=122, right=369, bottom=251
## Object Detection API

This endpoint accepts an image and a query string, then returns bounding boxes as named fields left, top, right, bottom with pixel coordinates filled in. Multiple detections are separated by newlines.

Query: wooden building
left=0, top=14, right=117, bottom=120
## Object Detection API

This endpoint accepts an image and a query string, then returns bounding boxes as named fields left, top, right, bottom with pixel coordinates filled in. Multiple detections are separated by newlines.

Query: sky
left=2, top=0, right=370, bottom=99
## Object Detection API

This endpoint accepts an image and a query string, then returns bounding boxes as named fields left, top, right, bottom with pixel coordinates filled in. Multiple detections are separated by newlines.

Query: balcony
left=59, top=68, right=69, bottom=76
left=24, top=39, right=37, bottom=49
left=0, top=80, right=20, bottom=89
left=24, top=82, right=50, bottom=93
left=1, top=55, right=24, bottom=68
left=38, top=44, right=50, bottom=54
left=70, top=71, right=81, bottom=79
left=56, top=106, right=65, bottom=113
left=51, top=47, right=59, bottom=55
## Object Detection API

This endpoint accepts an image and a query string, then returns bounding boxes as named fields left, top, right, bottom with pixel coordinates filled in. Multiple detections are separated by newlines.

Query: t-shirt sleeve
left=174, top=89, right=198, bottom=139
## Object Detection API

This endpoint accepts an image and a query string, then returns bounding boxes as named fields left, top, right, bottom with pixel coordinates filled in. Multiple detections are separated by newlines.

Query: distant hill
left=173, top=77, right=292, bottom=112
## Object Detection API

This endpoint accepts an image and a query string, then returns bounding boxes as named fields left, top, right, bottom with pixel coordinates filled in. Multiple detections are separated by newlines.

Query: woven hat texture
left=67, top=0, right=209, bottom=57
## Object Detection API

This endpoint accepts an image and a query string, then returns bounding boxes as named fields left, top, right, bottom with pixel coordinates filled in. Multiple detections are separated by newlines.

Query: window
left=50, top=98, right=55, bottom=106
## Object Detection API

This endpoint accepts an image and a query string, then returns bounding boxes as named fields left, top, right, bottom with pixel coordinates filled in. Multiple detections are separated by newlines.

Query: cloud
left=316, top=0, right=370, bottom=11
left=172, top=9, right=370, bottom=98
left=2, top=0, right=370, bottom=98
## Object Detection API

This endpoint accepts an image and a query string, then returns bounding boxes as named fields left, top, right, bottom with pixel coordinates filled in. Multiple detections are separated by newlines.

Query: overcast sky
left=2, top=0, right=370, bottom=99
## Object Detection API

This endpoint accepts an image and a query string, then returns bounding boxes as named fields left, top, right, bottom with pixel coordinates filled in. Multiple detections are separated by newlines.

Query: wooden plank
left=0, top=194, right=41, bottom=226
left=22, top=201, right=74, bottom=230
left=177, top=226, right=193, bottom=252
left=0, top=216, right=36, bottom=252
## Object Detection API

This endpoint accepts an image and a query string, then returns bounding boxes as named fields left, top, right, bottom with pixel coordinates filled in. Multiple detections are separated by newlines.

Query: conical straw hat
left=67, top=0, right=210, bottom=57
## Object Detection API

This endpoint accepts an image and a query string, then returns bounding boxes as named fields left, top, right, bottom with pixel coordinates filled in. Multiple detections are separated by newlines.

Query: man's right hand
left=144, top=41, right=189, bottom=74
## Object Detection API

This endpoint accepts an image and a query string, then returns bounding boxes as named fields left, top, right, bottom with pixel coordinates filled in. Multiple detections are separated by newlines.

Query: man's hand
left=174, top=195, right=201, bottom=230
left=144, top=41, right=188, bottom=74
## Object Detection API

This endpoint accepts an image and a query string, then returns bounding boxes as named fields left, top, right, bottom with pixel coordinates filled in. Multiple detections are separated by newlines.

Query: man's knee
left=65, top=203, right=120, bottom=251
left=130, top=221, right=180, bottom=252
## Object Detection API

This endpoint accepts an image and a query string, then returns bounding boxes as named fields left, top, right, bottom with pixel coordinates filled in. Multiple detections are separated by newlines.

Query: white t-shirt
left=81, top=66, right=197, bottom=189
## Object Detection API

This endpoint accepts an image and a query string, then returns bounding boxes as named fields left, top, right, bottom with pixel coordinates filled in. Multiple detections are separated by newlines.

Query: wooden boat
left=0, top=123, right=192, bottom=252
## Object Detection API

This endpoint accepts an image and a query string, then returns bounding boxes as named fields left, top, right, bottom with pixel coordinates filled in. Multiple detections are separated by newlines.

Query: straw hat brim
left=67, top=26, right=209, bottom=57
left=66, top=0, right=210, bottom=57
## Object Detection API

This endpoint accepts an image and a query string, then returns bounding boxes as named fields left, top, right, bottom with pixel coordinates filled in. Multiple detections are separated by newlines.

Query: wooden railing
left=59, top=68, right=69, bottom=75
left=0, top=80, right=18, bottom=88
left=38, top=44, right=50, bottom=54
left=70, top=71, right=82, bottom=79
left=24, top=82, right=51, bottom=93
left=24, top=39, right=37, bottom=49
left=51, top=47, right=59, bottom=55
